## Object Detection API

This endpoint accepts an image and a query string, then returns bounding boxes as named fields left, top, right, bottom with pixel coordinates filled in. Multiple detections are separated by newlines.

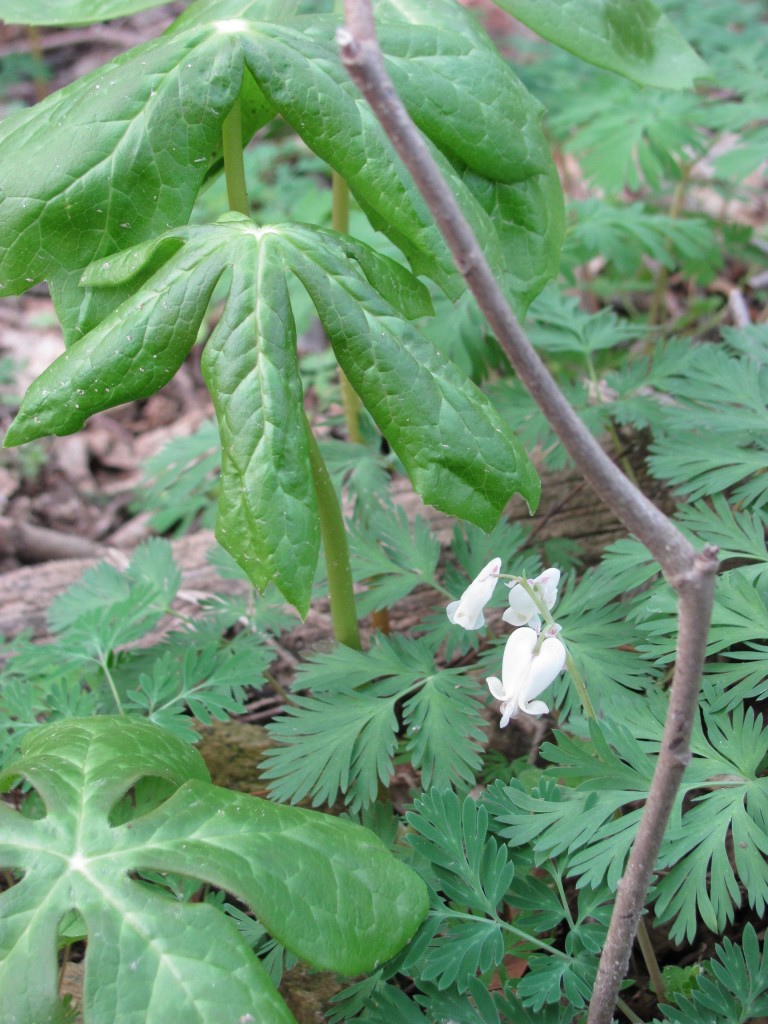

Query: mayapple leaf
left=375, top=0, right=550, bottom=185
left=5, top=215, right=538, bottom=608
left=0, top=1, right=561, bottom=331
left=0, top=0, right=163, bottom=24
left=200, top=229, right=320, bottom=617
left=493, top=0, right=711, bottom=90
left=6, top=216, right=322, bottom=614
left=279, top=224, right=541, bottom=525
left=0, top=717, right=429, bottom=1024
left=0, top=24, right=254, bottom=342
left=239, top=3, right=562, bottom=314
left=238, top=20, right=499, bottom=301
left=3, top=231, right=227, bottom=444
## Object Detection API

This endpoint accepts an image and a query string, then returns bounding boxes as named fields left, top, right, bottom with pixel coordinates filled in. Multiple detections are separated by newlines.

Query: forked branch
left=338, top=5, right=718, bottom=1022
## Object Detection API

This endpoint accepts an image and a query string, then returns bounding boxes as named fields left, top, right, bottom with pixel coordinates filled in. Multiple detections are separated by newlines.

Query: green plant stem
left=307, top=425, right=362, bottom=649
left=222, top=100, right=250, bottom=217
left=98, top=654, right=124, bottom=715
left=615, top=997, right=644, bottom=1024
left=264, top=671, right=296, bottom=706
left=438, top=909, right=568, bottom=961
left=636, top=916, right=666, bottom=1002
left=331, top=169, right=364, bottom=442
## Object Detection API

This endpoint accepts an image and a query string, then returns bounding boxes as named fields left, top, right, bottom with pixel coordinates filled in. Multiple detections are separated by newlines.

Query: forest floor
left=0, top=4, right=766, bottom=1023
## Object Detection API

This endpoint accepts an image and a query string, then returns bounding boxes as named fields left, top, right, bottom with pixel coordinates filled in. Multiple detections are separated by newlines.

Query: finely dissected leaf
left=262, top=637, right=488, bottom=810
left=493, top=0, right=710, bottom=89
left=659, top=925, right=768, bottom=1024
left=551, top=80, right=702, bottom=194
left=350, top=503, right=442, bottom=615
left=401, top=791, right=516, bottom=993
left=0, top=717, right=428, bottom=1024
left=563, top=199, right=720, bottom=281
left=653, top=706, right=768, bottom=943
left=406, top=790, right=516, bottom=915
left=45, top=538, right=182, bottom=673
left=403, top=676, right=486, bottom=792
left=0, top=0, right=168, bottom=24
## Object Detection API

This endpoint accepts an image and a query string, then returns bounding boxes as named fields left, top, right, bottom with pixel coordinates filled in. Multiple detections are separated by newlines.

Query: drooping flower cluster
left=447, top=561, right=566, bottom=726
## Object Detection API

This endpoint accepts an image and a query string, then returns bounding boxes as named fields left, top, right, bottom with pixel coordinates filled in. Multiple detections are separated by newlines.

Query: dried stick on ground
left=338, top=6, right=719, bottom=1022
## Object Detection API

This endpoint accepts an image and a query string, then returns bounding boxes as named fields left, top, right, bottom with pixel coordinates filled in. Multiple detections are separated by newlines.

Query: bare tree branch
left=338, top=5, right=719, bottom=1021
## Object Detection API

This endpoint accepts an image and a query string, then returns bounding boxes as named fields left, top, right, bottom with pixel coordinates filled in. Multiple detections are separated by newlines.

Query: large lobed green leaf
left=0, top=0, right=164, bottom=25
left=0, top=717, right=429, bottom=1024
left=5, top=217, right=538, bottom=612
left=279, top=225, right=540, bottom=528
left=0, top=0, right=562, bottom=329
left=494, top=0, right=710, bottom=89
left=0, top=25, right=252, bottom=342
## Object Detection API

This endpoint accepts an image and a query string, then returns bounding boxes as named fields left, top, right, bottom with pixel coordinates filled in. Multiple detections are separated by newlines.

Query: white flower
left=486, top=626, right=566, bottom=726
left=446, top=557, right=502, bottom=630
left=502, top=567, right=561, bottom=632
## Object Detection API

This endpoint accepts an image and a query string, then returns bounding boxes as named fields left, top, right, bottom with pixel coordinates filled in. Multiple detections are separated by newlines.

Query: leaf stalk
left=222, top=99, right=250, bottom=218
left=308, top=425, right=362, bottom=650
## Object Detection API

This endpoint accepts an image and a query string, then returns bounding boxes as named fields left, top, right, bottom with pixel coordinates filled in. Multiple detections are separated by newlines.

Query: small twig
left=338, top=7, right=719, bottom=1022
left=0, top=26, right=146, bottom=59
left=727, top=287, right=752, bottom=327
left=0, top=515, right=108, bottom=563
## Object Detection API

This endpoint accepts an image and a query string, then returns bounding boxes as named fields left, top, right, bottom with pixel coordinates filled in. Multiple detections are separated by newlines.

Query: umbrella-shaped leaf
left=0, top=717, right=429, bottom=1024
left=0, top=1, right=562, bottom=336
left=200, top=228, right=319, bottom=616
left=0, top=25, right=251, bottom=340
left=6, top=218, right=538, bottom=607
left=278, top=224, right=541, bottom=526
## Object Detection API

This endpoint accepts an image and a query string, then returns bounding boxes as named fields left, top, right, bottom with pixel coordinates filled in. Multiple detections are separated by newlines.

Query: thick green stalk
left=308, top=426, right=362, bottom=649
left=220, top=101, right=360, bottom=647
left=331, top=169, right=364, bottom=443
left=222, top=100, right=250, bottom=217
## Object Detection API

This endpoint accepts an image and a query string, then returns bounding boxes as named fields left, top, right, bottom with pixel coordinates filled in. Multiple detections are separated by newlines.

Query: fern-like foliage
left=563, top=199, right=721, bottom=286
left=260, top=637, right=487, bottom=811
left=131, top=418, right=220, bottom=534
left=349, top=503, right=443, bottom=615
left=486, top=701, right=768, bottom=945
left=646, top=345, right=768, bottom=507
left=0, top=539, right=280, bottom=763
left=655, top=925, right=768, bottom=1024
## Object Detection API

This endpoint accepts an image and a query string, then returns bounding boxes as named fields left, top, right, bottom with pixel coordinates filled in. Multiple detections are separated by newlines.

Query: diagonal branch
left=337, top=5, right=718, bottom=1022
